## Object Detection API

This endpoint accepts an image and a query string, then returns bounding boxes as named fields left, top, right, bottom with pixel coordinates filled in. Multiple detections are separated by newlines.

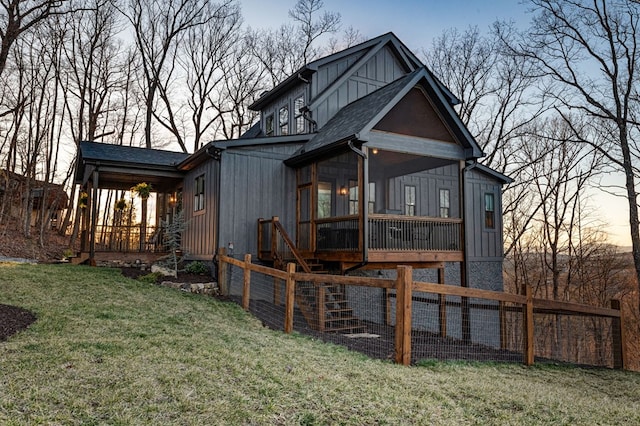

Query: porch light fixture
left=371, top=148, right=379, bottom=154
left=339, top=186, right=348, bottom=196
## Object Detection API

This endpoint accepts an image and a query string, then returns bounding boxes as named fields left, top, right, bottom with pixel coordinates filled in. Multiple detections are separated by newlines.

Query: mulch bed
left=119, top=266, right=215, bottom=284
left=0, top=304, right=37, bottom=341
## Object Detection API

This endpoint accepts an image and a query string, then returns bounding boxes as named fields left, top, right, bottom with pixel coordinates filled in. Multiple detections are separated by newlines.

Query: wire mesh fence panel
left=409, top=292, right=523, bottom=364
left=288, top=280, right=396, bottom=362
left=533, top=313, right=615, bottom=368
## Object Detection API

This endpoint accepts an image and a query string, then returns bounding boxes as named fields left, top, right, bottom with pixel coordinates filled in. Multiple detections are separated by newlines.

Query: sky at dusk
left=239, top=0, right=633, bottom=247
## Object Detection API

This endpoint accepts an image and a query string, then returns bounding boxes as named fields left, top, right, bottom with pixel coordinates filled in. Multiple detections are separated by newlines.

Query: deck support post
left=438, top=267, right=446, bottom=338
left=394, top=265, right=413, bottom=366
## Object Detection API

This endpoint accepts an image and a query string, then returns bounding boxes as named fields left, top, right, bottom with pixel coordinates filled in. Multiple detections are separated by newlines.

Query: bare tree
left=180, top=0, right=241, bottom=149
left=503, top=0, right=640, bottom=314
left=120, top=0, right=219, bottom=151
left=247, top=0, right=341, bottom=86
left=0, top=0, right=76, bottom=77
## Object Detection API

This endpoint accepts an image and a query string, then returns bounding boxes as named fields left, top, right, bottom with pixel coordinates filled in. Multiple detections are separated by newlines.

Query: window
left=294, top=96, right=305, bottom=134
left=317, top=182, right=332, bottom=219
left=348, top=179, right=358, bottom=215
left=439, top=188, right=450, bottom=218
left=484, top=193, right=495, bottom=229
left=194, top=174, right=205, bottom=212
left=368, top=182, right=376, bottom=213
left=404, top=185, right=416, bottom=216
left=279, top=105, right=289, bottom=135
left=265, top=114, right=274, bottom=136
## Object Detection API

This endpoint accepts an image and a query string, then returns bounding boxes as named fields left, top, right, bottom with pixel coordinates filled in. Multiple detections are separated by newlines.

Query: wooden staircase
left=296, top=282, right=366, bottom=333
left=261, top=217, right=365, bottom=334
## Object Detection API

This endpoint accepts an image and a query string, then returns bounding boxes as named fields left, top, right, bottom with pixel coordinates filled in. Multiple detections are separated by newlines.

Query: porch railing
left=368, top=214, right=462, bottom=251
left=93, top=225, right=166, bottom=253
left=316, top=216, right=360, bottom=252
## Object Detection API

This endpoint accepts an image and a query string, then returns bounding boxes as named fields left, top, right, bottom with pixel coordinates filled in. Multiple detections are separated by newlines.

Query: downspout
left=206, top=146, right=223, bottom=277
left=343, top=140, right=369, bottom=274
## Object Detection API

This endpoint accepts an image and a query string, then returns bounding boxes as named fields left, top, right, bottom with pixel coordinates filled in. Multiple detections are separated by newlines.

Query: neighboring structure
left=76, top=32, right=511, bottom=295
left=0, top=169, right=69, bottom=230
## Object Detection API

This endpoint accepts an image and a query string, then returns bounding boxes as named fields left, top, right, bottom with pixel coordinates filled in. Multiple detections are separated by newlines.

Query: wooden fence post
left=242, top=254, right=251, bottom=311
left=611, top=299, right=626, bottom=370
left=523, top=284, right=534, bottom=366
left=218, top=247, right=228, bottom=296
left=318, top=285, right=326, bottom=332
left=284, top=262, right=296, bottom=334
left=499, top=301, right=507, bottom=350
left=394, top=265, right=413, bottom=366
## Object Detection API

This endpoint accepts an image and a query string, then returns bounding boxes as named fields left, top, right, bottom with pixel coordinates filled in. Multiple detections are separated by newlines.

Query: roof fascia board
left=470, top=163, right=514, bottom=185
left=365, top=131, right=466, bottom=160
left=213, top=134, right=312, bottom=149
left=306, top=33, right=393, bottom=69
left=249, top=66, right=313, bottom=111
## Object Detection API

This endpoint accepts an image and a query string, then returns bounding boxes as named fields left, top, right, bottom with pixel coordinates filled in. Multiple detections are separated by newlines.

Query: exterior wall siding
left=218, top=143, right=303, bottom=257
left=314, top=46, right=406, bottom=128
left=464, top=168, right=505, bottom=260
left=386, top=163, right=459, bottom=217
left=182, top=160, right=220, bottom=260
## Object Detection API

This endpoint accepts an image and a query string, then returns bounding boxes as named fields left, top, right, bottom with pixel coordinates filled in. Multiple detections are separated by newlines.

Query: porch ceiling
left=86, top=165, right=184, bottom=192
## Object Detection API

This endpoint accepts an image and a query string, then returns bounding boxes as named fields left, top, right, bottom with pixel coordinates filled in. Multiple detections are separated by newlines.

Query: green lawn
left=1, top=263, right=639, bottom=425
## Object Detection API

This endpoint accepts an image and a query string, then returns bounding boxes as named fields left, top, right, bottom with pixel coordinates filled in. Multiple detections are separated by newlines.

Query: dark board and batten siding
left=464, top=168, right=505, bottom=261
left=182, top=160, right=220, bottom=260
left=313, top=46, right=407, bottom=129
left=218, top=143, right=303, bottom=257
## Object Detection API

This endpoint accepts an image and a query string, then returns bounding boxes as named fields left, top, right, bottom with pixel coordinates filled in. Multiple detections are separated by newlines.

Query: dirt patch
left=0, top=304, right=37, bottom=341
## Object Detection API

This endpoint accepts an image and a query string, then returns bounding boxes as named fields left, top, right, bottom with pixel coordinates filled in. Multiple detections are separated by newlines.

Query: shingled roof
left=78, top=141, right=189, bottom=167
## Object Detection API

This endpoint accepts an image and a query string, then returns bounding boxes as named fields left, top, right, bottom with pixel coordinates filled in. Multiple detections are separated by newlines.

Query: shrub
left=185, top=261, right=209, bottom=275
left=137, top=272, right=162, bottom=284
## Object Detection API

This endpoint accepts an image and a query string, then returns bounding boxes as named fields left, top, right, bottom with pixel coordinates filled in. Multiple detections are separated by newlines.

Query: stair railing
left=272, top=218, right=312, bottom=273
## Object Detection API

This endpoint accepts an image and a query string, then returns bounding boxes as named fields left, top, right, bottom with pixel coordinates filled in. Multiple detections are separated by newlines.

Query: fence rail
left=218, top=250, right=626, bottom=369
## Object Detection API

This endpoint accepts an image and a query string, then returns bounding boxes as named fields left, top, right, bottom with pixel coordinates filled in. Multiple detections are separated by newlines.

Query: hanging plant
left=78, top=192, right=88, bottom=209
left=131, top=182, right=152, bottom=199
left=115, top=198, right=127, bottom=211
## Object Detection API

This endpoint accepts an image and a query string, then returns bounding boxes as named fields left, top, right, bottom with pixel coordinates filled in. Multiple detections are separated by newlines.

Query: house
left=76, top=32, right=511, bottom=295
left=0, top=169, right=69, bottom=230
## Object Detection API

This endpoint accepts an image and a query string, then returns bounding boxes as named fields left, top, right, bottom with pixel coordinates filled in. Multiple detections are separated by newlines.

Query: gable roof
left=250, top=32, right=459, bottom=112
left=78, top=141, right=188, bottom=167
left=285, top=68, right=483, bottom=166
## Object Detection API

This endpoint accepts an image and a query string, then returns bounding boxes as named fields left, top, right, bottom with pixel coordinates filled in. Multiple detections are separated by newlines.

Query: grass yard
left=1, top=263, right=639, bottom=425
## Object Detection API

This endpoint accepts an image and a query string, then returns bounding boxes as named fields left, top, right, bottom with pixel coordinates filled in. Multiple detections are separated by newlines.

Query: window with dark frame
left=194, top=174, right=205, bottom=212
left=294, top=96, right=305, bottom=134
left=348, top=179, right=358, bottom=215
left=484, top=192, right=495, bottom=229
left=405, top=185, right=416, bottom=216
left=279, top=105, right=289, bottom=135
left=439, top=188, right=450, bottom=218
left=265, top=114, right=274, bottom=136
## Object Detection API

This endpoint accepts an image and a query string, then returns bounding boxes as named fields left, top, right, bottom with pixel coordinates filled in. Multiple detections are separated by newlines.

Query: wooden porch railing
left=316, top=216, right=360, bottom=252
left=368, top=214, right=462, bottom=251
left=93, top=224, right=165, bottom=253
left=257, top=216, right=312, bottom=273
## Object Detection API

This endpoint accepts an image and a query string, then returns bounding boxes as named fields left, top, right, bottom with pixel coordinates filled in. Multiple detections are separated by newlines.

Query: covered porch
left=259, top=146, right=465, bottom=271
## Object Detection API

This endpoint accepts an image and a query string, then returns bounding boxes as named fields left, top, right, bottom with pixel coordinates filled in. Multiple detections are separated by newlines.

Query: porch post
left=89, top=168, right=99, bottom=265
left=459, top=160, right=471, bottom=342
